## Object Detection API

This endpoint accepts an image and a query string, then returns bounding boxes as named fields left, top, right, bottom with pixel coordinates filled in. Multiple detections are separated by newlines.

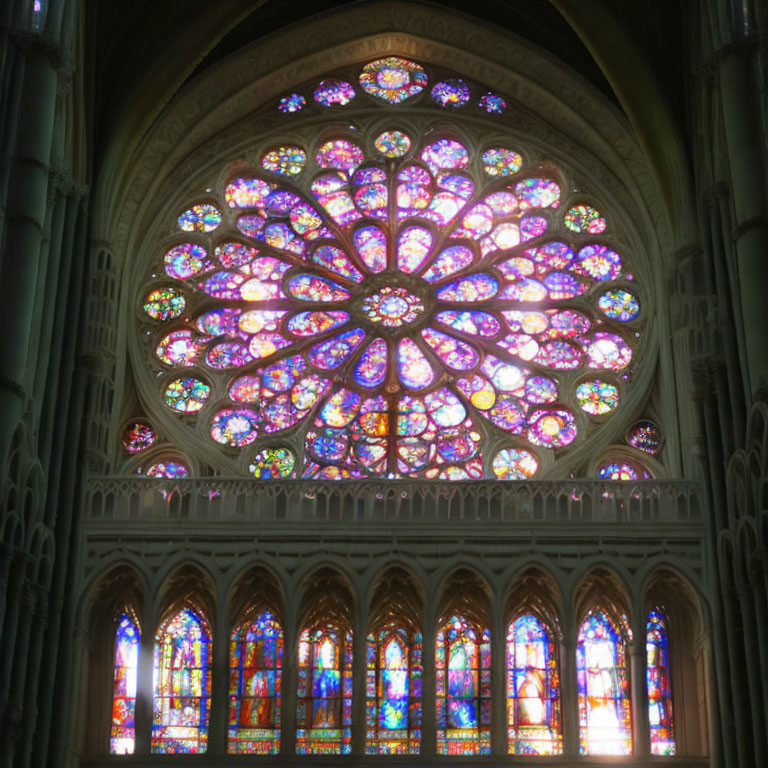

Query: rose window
left=139, top=124, right=642, bottom=480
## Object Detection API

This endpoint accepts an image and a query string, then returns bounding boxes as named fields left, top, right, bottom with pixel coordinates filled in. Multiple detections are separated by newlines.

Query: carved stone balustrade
left=84, top=477, right=701, bottom=526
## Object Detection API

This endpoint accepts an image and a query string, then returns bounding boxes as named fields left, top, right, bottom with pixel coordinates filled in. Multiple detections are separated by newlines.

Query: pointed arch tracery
left=435, top=570, right=491, bottom=755
left=151, top=604, right=213, bottom=754
left=504, top=568, right=562, bottom=755
left=296, top=568, right=354, bottom=755
left=227, top=567, right=285, bottom=754
left=366, top=567, right=424, bottom=754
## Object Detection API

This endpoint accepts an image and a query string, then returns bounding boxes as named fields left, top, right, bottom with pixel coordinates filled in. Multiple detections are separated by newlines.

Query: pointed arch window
left=110, top=610, right=140, bottom=754
left=506, top=613, right=562, bottom=754
left=152, top=606, right=212, bottom=753
left=228, top=609, right=283, bottom=754
left=576, top=608, right=632, bottom=755
left=366, top=625, right=422, bottom=753
left=296, top=625, right=353, bottom=754
left=436, top=615, right=491, bottom=755
left=647, top=608, right=675, bottom=755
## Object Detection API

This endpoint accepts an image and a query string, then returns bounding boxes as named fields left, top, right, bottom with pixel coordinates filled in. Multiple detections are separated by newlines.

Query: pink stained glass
left=397, top=227, right=433, bottom=272
left=225, top=178, right=272, bottom=208
left=514, top=178, right=561, bottom=210
left=492, top=448, right=538, bottom=479
left=583, top=333, right=632, bottom=370
left=313, top=79, right=355, bottom=106
left=397, top=339, right=434, bottom=390
left=122, top=421, right=156, bottom=454
left=308, top=328, right=366, bottom=370
left=565, top=204, right=606, bottom=234
left=354, top=339, right=388, bottom=388
left=437, top=274, right=499, bottom=302
left=421, top=139, right=469, bottom=172
left=211, top=408, right=259, bottom=447
left=165, top=243, right=211, bottom=280
left=431, top=79, right=471, bottom=108
left=626, top=420, right=662, bottom=454
left=360, top=58, right=427, bottom=103
left=647, top=609, right=676, bottom=755
left=110, top=612, right=140, bottom=754
left=287, top=311, right=349, bottom=337
left=316, top=139, right=365, bottom=171
left=287, top=275, right=350, bottom=302
left=527, top=408, right=577, bottom=447
left=422, top=327, right=479, bottom=371
left=353, top=226, right=387, bottom=272
left=311, top=244, right=364, bottom=282
left=573, top=244, right=622, bottom=281
left=145, top=130, right=641, bottom=478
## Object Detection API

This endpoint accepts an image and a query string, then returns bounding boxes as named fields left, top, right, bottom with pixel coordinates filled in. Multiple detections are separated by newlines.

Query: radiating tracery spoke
left=142, top=114, right=641, bottom=479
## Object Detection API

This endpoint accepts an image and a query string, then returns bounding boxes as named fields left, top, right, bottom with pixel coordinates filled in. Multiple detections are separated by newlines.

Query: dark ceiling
left=86, top=0, right=688, bottom=164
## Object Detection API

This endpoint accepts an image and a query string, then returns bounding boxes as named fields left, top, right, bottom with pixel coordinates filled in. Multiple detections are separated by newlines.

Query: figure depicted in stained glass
left=576, top=609, right=632, bottom=755
left=436, top=615, right=491, bottom=755
left=647, top=608, right=676, bottom=755
left=110, top=611, right=140, bottom=754
left=366, top=627, right=422, bottom=753
left=296, top=626, right=353, bottom=754
left=140, top=66, right=643, bottom=478
left=228, top=610, right=283, bottom=754
left=506, top=614, right=562, bottom=754
left=152, top=606, right=212, bottom=753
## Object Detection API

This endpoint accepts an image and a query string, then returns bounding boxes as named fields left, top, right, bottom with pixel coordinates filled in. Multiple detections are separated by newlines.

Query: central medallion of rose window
left=361, top=286, right=424, bottom=327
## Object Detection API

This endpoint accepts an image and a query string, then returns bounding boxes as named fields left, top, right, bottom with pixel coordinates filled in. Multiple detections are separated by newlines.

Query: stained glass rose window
left=139, top=119, right=642, bottom=480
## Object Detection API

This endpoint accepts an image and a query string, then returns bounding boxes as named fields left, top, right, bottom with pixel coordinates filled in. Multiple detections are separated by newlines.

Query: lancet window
left=436, top=615, right=491, bottom=754
left=366, top=568, right=424, bottom=754
left=110, top=610, right=140, bottom=754
left=151, top=606, right=213, bottom=753
left=506, top=613, right=562, bottom=755
left=228, top=609, right=283, bottom=754
left=646, top=608, right=675, bottom=755
left=576, top=608, right=632, bottom=755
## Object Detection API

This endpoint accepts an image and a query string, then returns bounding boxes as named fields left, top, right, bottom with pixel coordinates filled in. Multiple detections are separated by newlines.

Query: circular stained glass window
left=139, top=118, right=643, bottom=480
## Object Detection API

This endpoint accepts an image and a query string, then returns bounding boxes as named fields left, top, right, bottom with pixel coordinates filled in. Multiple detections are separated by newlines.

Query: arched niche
left=76, top=564, right=146, bottom=758
left=645, top=567, right=710, bottom=756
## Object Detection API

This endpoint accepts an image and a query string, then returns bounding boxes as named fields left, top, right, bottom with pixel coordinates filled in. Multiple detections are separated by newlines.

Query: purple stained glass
left=314, top=79, right=356, bottom=106
left=359, top=58, right=428, bottom=103
left=437, top=274, right=498, bottom=302
left=279, top=92, right=306, bottom=113
left=479, top=93, right=507, bottom=114
left=431, top=79, right=471, bottom=108
left=145, top=128, right=641, bottom=479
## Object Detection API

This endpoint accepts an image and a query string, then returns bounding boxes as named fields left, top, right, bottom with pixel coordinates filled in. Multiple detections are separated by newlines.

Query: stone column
left=629, top=634, right=650, bottom=757
left=717, top=40, right=768, bottom=395
left=720, top=586, right=753, bottom=768
left=560, top=636, right=579, bottom=756
left=207, top=605, right=229, bottom=755
left=736, top=582, right=767, bottom=765
left=351, top=594, right=367, bottom=754
left=133, top=615, right=155, bottom=755
left=420, top=597, right=437, bottom=756
left=19, top=588, right=49, bottom=768
left=0, top=40, right=59, bottom=463
left=490, top=602, right=506, bottom=756
left=280, top=603, right=297, bottom=755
